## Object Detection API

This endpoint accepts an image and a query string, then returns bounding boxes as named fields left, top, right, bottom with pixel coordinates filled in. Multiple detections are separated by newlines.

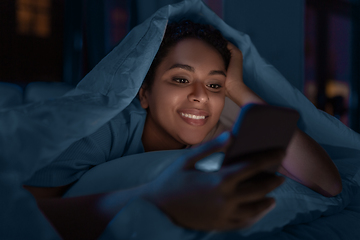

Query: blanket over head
left=1, top=0, right=359, bottom=239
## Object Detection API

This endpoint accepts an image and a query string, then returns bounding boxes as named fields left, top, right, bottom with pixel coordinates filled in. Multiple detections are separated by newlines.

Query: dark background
left=0, top=0, right=359, bottom=132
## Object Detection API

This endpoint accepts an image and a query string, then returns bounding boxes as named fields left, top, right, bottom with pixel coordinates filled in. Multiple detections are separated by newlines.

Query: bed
left=0, top=0, right=359, bottom=239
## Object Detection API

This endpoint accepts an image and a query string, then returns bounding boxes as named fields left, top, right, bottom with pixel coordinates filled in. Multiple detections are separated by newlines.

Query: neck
left=141, top=115, right=186, bottom=152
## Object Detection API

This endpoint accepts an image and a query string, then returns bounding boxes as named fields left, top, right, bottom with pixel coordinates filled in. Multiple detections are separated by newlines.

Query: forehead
left=160, top=38, right=226, bottom=70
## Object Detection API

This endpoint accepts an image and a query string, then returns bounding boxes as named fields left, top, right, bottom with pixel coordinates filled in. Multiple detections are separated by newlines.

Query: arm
left=225, top=42, right=342, bottom=197
left=278, top=128, right=342, bottom=197
left=24, top=133, right=286, bottom=239
left=31, top=184, right=151, bottom=240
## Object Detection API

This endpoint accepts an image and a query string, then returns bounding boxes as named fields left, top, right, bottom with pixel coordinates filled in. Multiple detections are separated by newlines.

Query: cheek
left=149, top=85, right=186, bottom=114
left=210, top=94, right=225, bottom=118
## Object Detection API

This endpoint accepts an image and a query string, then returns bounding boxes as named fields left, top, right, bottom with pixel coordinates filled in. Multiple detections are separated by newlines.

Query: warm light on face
left=140, top=38, right=226, bottom=149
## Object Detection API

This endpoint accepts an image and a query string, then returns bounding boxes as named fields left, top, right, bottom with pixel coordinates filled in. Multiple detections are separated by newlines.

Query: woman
left=138, top=20, right=341, bottom=197
left=24, top=21, right=341, bottom=239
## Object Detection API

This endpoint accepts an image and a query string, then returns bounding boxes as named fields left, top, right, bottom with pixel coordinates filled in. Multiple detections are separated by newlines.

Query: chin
left=178, top=131, right=208, bottom=146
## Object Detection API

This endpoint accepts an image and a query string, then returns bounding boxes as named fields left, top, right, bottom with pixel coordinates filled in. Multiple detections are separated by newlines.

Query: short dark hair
left=142, top=20, right=231, bottom=92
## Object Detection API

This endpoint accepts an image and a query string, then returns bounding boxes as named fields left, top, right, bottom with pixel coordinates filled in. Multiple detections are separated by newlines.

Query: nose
left=188, top=82, right=209, bottom=103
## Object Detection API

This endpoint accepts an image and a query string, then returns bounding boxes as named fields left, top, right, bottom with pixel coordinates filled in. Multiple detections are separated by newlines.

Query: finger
left=221, top=149, right=285, bottom=185
left=226, top=197, right=276, bottom=230
left=227, top=41, right=235, bottom=51
left=227, top=42, right=243, bottom=59
left=230, top=173, right=285, bottom=203
left=182, top=131, right=232, bottom=170
left=227, top=42, right=238, bottom=52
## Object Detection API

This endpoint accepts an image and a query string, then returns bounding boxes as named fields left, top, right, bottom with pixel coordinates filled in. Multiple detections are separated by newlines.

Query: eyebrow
left=168, top=63, right=227, bottom=77
left=169, top=64, right=195, bottom=72
left=209, top=70, right=227, bottom=77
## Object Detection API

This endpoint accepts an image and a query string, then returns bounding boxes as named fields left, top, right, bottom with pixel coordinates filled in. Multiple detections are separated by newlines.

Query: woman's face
left=139, top=38, right=226, bottom=148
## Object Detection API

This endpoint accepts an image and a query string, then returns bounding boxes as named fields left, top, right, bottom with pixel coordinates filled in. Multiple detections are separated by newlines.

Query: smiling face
left=139, top=38, right=227, bottom=151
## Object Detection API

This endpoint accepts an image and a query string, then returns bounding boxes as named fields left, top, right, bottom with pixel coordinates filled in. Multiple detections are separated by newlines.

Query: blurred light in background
left=16, top=0, right=51, bottom=38
left=304, top=0, right=354, bottom=126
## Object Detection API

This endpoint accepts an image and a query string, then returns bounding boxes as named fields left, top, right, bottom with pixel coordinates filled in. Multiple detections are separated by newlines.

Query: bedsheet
left=265, top=190, right=360, bottom=240
left=1, top=0, right=360, bottom=239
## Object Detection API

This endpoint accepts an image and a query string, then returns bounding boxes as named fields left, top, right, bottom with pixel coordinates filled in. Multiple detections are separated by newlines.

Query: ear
left=138, top=86, right=149, bottom=109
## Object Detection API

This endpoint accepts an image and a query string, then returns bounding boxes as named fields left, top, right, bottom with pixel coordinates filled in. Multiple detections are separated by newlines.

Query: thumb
left=182, top=131, right=232, bottom=170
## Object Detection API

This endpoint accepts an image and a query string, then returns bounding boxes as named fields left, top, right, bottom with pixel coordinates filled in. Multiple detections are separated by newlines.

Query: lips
left=178, top=109, right=209, bottom=126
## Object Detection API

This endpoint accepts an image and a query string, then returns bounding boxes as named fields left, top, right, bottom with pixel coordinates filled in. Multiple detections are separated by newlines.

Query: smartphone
left=222, top=103, right=300, bottom=166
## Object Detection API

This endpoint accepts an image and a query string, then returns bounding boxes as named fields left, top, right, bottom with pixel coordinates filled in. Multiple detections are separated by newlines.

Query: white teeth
left=181, top=112, right=206, bottom=119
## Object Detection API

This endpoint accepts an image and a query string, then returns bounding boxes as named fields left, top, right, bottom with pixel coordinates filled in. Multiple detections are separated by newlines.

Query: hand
left=225, top=42, right=245, bottom=98
left=225, top=42, right=265, bottom=106
left=144, top=132, right=285, bottom=231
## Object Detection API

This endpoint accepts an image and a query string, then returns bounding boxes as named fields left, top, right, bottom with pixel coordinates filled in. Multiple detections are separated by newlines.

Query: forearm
left=37, top=183, right=151, bottom=240
left=227, top=84, right=342, bottom=197
left=279, top=128, right=342, bottom=197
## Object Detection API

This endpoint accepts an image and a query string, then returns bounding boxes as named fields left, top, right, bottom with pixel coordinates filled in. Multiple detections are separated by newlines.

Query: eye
left=173, top=78, right=189, bottom=84
left=207, top=83, right=222, bottom=89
